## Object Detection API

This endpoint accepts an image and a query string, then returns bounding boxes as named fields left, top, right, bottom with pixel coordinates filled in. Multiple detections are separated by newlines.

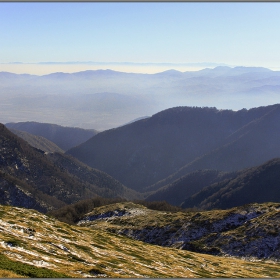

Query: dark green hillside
left=182, top=158, right=280, bottom=210
left=5, top=121, right=98, bottom=150
left=186, top=104, right=280, bottom=173
left=49, top=197, right=181, bottom=225
left=9, top=128, right=64, bottom=153
left=146, top=169, right=237, bottom=206
left=48, top=196, right=127, bottom=224
left=46, top=152, right=143, bottom=201
left=0, top=171, right=65, bottom=212
left=0, top=124, right=140, bottom=212
left=0, top=123, right=92, bottom=210
left=67, top=105, right=278, bottom=191
left=147, top=104, right=280, bottom=191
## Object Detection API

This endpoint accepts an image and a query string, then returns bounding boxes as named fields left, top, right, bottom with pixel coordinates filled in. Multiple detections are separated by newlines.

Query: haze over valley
left=1, top=66, right=280, bottom=277
left=1, top=66, right=280, bottom=130
left=1, top=2, right=280, bottom=277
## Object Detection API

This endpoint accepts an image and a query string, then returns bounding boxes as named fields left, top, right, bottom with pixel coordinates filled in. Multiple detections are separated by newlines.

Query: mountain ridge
left=67, top=104, right=280, bottom=192
left=181, top=158, right=280, bottom=210
left=5, top=121, right=98, bottom=151
left=145, top=169, right=237, bottom=205
left=8, top=128, right=64, bottom=153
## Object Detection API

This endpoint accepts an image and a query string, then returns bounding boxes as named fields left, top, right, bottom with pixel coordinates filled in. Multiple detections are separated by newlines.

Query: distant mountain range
left=67, top=104, right=280, bottom=193
left=1, top=66, right=280, bottom=130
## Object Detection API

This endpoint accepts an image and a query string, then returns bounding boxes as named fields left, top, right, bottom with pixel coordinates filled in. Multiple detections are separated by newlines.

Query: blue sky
left=1, top=2, right=280, bottom=74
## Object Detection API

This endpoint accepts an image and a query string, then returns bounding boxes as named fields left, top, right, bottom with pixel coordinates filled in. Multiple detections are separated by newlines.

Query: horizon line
left=2, top=61, right=232, bottom=67
left=0, top=63, right=279, bottom=76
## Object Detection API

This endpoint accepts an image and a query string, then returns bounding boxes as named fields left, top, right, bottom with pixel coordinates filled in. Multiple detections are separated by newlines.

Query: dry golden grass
left=1, top=204, right=280, bottom=278
left=0, top=269, right=27, bottom=278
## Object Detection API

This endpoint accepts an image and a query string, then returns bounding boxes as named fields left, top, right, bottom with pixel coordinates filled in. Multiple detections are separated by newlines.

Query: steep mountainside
left=0, top=124, right=139, bottom=212
left=160, top=104, right=280, bottom=184
left=0, top=171, right=65, bottom=213
left=78, top=202, right=280, bottom=261
left=8, top=128, right=64, bottom=153
left=181, top=158, right=280, bottom=210
left=67, top=104, right=280, bottom=191
left=145, top=170, right=237, bottom=206
left=2, top=205, right=280, bottom=278
left=46, top=152, right=143, bottom=201
left=5, top=121, right=98, bottom=151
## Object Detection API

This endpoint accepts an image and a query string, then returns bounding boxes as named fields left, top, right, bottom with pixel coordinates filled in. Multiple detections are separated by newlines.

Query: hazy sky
left=1, top=2, right=280, bottom=74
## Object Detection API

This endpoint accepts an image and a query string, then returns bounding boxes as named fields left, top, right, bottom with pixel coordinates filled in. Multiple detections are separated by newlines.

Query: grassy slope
left=1, top=204, right=280, bottom=278
left=78, top=202, right=280, bottom=261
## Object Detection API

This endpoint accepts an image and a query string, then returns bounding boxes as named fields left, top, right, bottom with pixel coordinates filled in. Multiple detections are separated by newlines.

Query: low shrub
left=0, top=253, right=70, bottom=278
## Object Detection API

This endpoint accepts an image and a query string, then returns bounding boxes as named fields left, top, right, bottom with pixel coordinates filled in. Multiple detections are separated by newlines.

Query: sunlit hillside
left=1, top=204, right=280, bottom=278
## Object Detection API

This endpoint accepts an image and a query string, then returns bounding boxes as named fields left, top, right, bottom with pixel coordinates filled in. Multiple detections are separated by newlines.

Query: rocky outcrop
left=2, top=204, right=280, bottom=278
left=130, top=205, right=280, bottom=260
left=81, top=202, right=280, bottom=261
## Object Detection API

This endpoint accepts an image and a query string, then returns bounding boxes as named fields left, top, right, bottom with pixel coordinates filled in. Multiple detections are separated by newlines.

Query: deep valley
left=1, top=67, right=280, bottom=277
